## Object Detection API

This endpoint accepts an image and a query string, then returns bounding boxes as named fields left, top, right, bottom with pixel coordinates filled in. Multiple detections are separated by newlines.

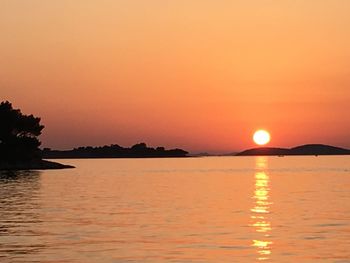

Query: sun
left=253, top=130, right=271, bottom=146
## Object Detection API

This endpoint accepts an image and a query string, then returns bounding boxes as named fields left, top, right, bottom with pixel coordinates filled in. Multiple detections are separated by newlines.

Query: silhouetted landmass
left=236, top=144, right=350, bottom=156
left=42, top=143, right=189, bottom=159
left=236, top=147, right=290, bottom=156
left=289, top=144, right=350, bottom=155
left=0, top=101, right=74, bottom=170
left=188, top=152, right=212, bottom=157
left=0, top=160, right=74, bottom=170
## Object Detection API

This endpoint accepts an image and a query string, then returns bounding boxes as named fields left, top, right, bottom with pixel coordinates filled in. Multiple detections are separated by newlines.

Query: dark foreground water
left=0, top=156, right=349, bottom=262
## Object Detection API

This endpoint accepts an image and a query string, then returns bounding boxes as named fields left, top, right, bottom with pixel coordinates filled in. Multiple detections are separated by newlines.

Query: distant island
left=42, top=143, right=189, bottom=159
left=236, top=144, right=350, bottom=156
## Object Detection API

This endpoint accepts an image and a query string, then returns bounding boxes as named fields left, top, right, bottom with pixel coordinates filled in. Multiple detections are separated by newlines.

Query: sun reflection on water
left=251, top=157, right=273, bottom=261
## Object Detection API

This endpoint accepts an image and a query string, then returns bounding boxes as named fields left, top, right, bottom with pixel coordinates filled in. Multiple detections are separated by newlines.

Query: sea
left=0, top=156, right=349, bottom=262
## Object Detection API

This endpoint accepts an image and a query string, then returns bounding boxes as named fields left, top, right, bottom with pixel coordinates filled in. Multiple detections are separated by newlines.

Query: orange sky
left=1, top=1, right=349, bottom=153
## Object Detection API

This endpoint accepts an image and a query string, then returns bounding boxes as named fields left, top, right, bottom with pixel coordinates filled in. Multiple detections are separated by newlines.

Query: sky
left=1, top=0, right=350, bottom=153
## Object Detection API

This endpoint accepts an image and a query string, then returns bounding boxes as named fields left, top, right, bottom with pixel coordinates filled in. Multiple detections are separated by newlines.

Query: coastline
left=0, top=160, right=75, bottom=171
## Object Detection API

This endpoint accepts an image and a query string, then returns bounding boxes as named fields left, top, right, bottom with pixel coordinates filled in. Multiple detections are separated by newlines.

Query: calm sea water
left=0, top=156, right=349, bottom=262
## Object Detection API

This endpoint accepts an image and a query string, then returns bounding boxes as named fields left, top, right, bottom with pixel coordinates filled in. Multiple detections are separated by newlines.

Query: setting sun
left=253, top=130, right=271, bottom=146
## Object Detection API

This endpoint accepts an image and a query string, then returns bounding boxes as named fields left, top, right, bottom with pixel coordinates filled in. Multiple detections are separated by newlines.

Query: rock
left=0, top=160, right=75, bottom=170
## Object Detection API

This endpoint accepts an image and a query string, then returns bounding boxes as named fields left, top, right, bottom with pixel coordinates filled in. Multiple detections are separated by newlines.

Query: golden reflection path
left=251, top=157, right=273, bottom=261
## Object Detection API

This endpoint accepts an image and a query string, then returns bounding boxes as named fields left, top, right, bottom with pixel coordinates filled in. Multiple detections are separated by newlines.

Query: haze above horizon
left=1, top=1, right=350, bottom=152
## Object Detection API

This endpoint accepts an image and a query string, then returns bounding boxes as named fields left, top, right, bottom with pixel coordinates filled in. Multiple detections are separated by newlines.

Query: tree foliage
left=0, top=101, right=44, bottom=161
left=43, top=143, right=188, bottom=158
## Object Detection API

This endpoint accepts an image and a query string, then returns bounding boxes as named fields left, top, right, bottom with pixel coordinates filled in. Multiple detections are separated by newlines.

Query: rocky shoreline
left=0, top=160, right=75, bottom=171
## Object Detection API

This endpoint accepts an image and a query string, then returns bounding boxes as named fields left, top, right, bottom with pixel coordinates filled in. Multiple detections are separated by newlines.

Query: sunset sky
left=1, top=1, right=350, bottom=153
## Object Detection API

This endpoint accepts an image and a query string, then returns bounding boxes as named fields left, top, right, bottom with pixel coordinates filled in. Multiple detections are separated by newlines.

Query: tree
left=0, top=101, right=44, bottom=161
left=131, top=143, right=147, bottom=150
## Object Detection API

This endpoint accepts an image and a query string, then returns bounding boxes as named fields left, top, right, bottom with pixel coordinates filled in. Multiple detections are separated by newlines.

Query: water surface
left=0, top=156, right=349, bottom=262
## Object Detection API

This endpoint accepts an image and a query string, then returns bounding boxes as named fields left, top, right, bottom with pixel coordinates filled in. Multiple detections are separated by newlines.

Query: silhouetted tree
left=42, top=143, right=189, bottom=158
left=131, top=143, right=147, bottom=150
left=0, top=101, right=44, bottom=161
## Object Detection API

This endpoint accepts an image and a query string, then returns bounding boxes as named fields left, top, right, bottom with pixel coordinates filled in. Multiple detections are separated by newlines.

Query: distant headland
left=42, top=143, right=189, bottom=159
left=236, top=144, right=350, bottom=156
